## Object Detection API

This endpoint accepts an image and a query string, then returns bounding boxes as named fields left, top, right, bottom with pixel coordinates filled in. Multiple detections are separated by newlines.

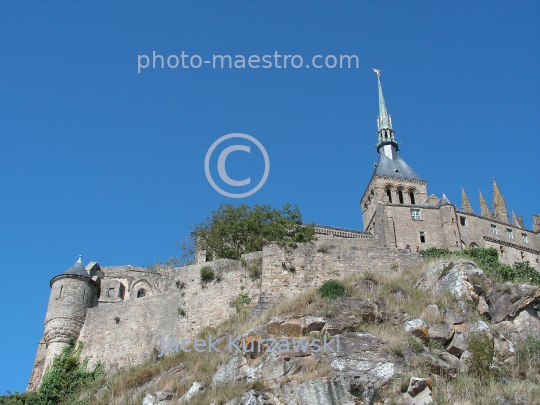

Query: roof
left=374, top=146, right=422, bottom=181
left=62, top=256, right=91, bottom=278
left=437, top=193, right=452, bottom=207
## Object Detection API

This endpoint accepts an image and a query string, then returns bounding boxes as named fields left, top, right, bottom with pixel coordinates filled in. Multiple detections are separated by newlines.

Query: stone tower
left=437, top=193, right=461, bottom=250
left=360, top=69, right=427, bottom=234
left=42, top=256, right=99, bottom=374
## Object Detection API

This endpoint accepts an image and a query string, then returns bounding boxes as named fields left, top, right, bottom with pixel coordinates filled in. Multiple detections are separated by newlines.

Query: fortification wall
left=261, top=240, right=423, bottom=302
left=77, top=259, right=259, bottom=370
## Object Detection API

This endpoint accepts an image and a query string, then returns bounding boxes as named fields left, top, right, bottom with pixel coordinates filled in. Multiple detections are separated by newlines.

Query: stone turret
left=479, top=190, right=492, bottom=218
left=533, top=215, right=540, bottom=233
left=461, top=187, right=473, bottom=213
left=492, top=178, right=509, bottom=223
left=42, top=256, right=99, bottom=376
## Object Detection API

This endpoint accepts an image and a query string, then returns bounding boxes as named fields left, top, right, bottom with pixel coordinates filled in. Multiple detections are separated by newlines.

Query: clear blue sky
left=1, top=0, right=538, bottom=393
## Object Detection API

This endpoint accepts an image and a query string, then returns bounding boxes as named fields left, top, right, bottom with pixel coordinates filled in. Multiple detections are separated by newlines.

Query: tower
left=42, top=256, right=99, bottom=375
left=360, top=70, right=428, bottom=235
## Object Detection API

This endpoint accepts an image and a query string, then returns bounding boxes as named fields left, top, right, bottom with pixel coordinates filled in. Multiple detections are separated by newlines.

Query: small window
left=108, top=288, right=115, bottom=298
left=137, top=288, right=146, bottom=298
left=411, top=209, right=421, bottom=220
left=520, top=251, right=525, bottom=260
left=522, top=234, right=528, bottom=243
left=460, top=216, right=467, bottom=226
left=409, top=191, right=416, bottom=205
left=491, top=225, right=497, bottom=234
left=500, top=246, right=505, bottom=256
left=420, top=231, right=426, bottom=243
left=507, top=229, right=513, bottom=239
left=398, top=189, right=404, bottom=204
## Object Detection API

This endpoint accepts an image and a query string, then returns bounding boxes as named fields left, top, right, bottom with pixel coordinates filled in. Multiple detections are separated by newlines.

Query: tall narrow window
left=507, top=229, right=513, bottom=239
left=491, top=225, right=497, bottom=234
left=522, top=234, right=528, bottom=243
left=386, top=188, right=392, bottom=203
left=420, top=231, right=426, bottom=243
left=59, top=285, right=63, bottom=298
left=398, top=189, right=404, bottom=204
left=409, top=191, right=416, bottom=204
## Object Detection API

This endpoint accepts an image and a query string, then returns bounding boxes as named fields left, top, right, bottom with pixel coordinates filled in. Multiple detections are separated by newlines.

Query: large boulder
left=446, top=321, right=492, bottom=356
left=415, top=261, right=485, bottom=300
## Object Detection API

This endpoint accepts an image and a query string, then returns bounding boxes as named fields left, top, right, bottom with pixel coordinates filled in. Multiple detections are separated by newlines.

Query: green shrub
left=37, top=340, right=103, bottom=405
left=200, top=266, right=215, bottom=283
left=319, top=280, right=345, bottom=300
left=317, top=245, right=330, bottom=254
left=468, top=332, right=495, bottom=379
left=420, top=247, right=540, bottom=286
left=229, top=293, right=252, bottom=313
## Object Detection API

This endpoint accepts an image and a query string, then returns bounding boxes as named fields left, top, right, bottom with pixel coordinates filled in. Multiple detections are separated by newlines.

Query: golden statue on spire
left=372, top=68, right=381, bottom=77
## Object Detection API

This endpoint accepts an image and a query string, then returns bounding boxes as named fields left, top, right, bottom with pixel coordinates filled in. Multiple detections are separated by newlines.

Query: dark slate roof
left=374, top=147, right=423, bottom=181
left=437, top=193, right=452, bottom=207
left=62, top=257, right=90, bottom=278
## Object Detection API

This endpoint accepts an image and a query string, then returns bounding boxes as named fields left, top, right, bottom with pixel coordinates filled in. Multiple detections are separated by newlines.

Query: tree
left=181, top=203, right=316, bottom=261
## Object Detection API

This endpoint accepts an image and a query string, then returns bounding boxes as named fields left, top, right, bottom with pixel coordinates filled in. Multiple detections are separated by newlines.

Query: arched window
left=386, top=188, right=392, bottom=203
left=137, top=288, right=146, bottom=298
left=397, top=188, right=404, bottom=204
left=409, top=189, right=416, bottom=204
left=469, top=242, right=478, bottom=248
left=108, top=288, right=115, bottom=298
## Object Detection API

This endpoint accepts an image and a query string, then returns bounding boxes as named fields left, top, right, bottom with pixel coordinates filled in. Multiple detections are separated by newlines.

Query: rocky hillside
left=49, top=259, right=540, bottom=404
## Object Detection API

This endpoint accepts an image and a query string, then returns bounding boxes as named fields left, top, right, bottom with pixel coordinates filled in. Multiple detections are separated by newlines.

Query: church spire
left=461, top=187, right=473, bottom=213
left=373, top=69, right=398, bottom=151
left=479, top=190, right=493, bottom=218
left=492, top=178, right=509, bottom=223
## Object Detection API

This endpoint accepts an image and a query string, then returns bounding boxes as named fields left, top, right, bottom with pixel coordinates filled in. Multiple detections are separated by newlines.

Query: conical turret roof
left=62, top=255, right=90, bottom=278
left=437, top=192, right=452, bottom=207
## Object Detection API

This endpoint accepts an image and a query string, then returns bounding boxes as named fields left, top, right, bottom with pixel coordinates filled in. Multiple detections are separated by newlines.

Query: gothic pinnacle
left=479, top=190, right=493, bottom=218
left=492, top=178, right=509, bottom=223
left=461, top=187, right=473, bottom=213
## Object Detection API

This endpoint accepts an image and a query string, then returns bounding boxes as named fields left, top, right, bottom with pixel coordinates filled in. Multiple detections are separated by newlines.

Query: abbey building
left=353, top=70, right=539, bottom=269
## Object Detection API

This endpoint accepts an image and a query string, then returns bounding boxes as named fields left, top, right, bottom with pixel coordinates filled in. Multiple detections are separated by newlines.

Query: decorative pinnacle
left=492, top=178, right=509, bottom=223
left=77, top=255, right=82, bottom=263
left=372, top=68, right=381, bottom=77
left=479, top=190, right=493, bottom=218
left=461, top=187, right=474, bottom=213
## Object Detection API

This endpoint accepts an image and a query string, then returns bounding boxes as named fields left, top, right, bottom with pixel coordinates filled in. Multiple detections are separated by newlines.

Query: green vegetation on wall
left=420, top=247, right=540, bottom=285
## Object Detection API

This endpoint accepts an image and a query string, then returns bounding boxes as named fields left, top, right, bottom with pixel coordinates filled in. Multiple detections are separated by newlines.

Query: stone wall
left=457, top=211, right=540, bottom=270
left=77, top=259, right=259, bottom=370
left=261, top=240, right=423, bottom=302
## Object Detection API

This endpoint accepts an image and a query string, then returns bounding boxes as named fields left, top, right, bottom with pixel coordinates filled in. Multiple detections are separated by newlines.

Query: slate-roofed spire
left=492, top=178, right=509, bottom=223
left=479, top=190, right=493, bottom=218
left=461, top=187, right=473, bottom=213
left=373, top=69, right=398, bottom=151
